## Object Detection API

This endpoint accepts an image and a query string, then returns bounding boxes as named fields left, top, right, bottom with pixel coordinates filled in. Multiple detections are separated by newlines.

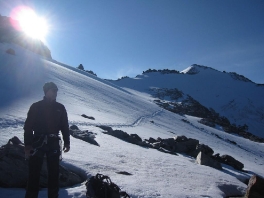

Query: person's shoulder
left=54, top=101, right=66, bottom=110
left=30, top=100, right=43, bottom=108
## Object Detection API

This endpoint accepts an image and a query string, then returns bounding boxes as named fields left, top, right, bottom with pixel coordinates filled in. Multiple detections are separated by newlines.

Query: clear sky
left=1, top=0, right=264, bottom=83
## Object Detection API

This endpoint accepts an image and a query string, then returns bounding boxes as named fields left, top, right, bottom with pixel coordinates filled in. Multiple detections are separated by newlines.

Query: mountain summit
left=0, top=41, right=264, bottom=197
left=111, top=64, right=264, bottom=139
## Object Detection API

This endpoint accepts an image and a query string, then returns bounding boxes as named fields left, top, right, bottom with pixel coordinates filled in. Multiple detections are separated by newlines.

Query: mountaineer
left=24, top=82, right=70, bottom=198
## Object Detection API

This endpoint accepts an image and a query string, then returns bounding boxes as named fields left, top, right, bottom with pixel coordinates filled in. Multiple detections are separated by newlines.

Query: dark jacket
left=24, top=97, right=70, bottom=146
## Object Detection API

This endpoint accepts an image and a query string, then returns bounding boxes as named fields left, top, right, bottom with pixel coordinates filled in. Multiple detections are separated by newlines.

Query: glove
left=24, top=145, right=33, bottom=159
left=63, top=144, right=70, bottom=153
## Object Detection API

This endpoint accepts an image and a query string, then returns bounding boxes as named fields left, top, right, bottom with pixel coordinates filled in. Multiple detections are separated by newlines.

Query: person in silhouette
left=24, top=82, right=70, bottom=198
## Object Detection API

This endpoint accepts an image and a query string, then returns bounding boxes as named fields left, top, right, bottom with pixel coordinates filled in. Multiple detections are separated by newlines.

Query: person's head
left=43, top=82, right=58, bottom=101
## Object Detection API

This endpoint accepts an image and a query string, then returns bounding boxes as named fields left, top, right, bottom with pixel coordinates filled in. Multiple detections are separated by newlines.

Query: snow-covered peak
left=181, top=64, right=219, bottom=75
left=112, top=64, right=264, bottom=138
left=0, top=42, right=264, bottom=198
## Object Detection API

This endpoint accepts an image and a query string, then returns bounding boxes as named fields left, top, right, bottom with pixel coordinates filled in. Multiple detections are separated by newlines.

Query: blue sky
left=1, top=0, right=264, bottom=83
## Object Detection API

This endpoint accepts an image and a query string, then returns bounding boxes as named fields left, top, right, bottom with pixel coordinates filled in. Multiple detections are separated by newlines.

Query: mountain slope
left=0, top=42, right=160, bottom=128
left=0, top=43, right=264, bottom=198
left=111, top=65, right=264, bottom=138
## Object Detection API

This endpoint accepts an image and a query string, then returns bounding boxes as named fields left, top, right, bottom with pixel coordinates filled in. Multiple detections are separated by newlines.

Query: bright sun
left=11, top=6, right=48, bottom=41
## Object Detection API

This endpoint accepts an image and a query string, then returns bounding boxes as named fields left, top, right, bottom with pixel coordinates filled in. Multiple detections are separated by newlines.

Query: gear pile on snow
left=86, top=173, right=130, bottom=198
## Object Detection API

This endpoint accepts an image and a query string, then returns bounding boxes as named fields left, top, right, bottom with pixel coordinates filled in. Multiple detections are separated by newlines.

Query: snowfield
left=111, top=66, right=264, bottom=139
left=0, top=43, right=263, bottom=198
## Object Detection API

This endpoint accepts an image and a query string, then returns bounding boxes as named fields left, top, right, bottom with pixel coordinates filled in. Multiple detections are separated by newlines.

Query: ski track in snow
left=1, top=43, right=263, bottom=197
left=70, top=109, right=164, bottom=128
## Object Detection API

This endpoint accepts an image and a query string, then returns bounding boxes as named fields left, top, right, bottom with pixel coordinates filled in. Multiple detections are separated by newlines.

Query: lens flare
left=10, top=6, right=48, bottom=41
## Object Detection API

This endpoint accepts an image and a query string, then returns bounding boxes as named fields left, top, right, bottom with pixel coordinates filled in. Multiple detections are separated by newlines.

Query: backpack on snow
left=85, top=173, right=130, bottom=198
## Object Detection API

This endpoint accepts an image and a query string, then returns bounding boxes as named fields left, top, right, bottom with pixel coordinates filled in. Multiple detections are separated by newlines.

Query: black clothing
left=24, top=97, right=70, bottom=146
left=25, top=143, right=60, bottom=198
left=24, top=97, right=70, bottom=198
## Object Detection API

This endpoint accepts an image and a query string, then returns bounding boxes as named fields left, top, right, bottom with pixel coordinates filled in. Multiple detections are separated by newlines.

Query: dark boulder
left=81, top=114, right=95, bottom=120
left=97, top=127, right=149, bottom=147
left=188, top=144, right=214, bottom=158
left=113, top=130, right=130, bottom=139
left=212, top=154, right=244, bottom=171
left=174, top=135, right=188, bottom=142
left=157, top=136, right=199, bottom=154
left=97, top=125, right=114, bottom=132
left=196, top=152, right=222, bottom=170
left=0, top=137, right=84, bottom=188
left=220, top=155, right=244, bottom=171
left=70, top=125, right=79, bottom=130
left=245, top=175, right=264, bottom=198
left=146, top=137, right=158, bottom=144
left=130, top=134, right=142, bottom=142
left=69, top=126, right=99, bottom=146
left=173, top=138, right=199, bottom=153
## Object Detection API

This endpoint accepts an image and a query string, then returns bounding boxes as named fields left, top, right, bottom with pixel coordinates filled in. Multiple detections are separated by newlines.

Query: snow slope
left=0, top=43, right=264, bottom=198
left=111, top=66, right=264, bottom=138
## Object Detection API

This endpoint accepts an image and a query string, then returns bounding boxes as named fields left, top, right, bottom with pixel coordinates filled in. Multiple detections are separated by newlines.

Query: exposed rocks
left=229, top=72, right=252, bottom=83
left=198, top=118, right=215, bottom=127
left=113, top=130, right=130, bottom=139
left=151, top=87, right=264, bottom=143
left=221, top=155, right=244, bottom=171
left=174, top=135, right=188, bottom=142
left=116, top=171, right=133, bottom=176
left=147, top=137, right=157, bottom=144
left=69, top=125, right=99, bottom=146
left=97, top=126, right=149, bottom=147
left=129, top=134, right=142, bottom=143
left=6, top=48, right=15, bottom=55
left=97, top=126, right=244, bottom=171
left=81, top=114, right=95, bottom=120
left=97, top=125, right=113, bottom=132
left=230, top=175, right=264, bottom=198
left=0, top=137, right=84, bottom=188
left=188, top=144, right=214, bottom=158
left=212, top=154, right=244, bottom=171
left=143, top=69, right=180, bottom=75
left=152, top=142, right=161, bottom=149
left=154, top=136, right=199, bottom=155
left=196, top=152, right=222, bottom=170
left=245, top=175, right=264, bottom=198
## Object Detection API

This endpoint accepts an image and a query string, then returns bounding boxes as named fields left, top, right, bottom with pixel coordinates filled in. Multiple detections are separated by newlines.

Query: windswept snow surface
left=0, top=43, right=264, bottom=198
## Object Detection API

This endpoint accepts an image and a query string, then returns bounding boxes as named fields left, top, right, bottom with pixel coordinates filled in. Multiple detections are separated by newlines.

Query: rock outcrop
left=97, top=126, right=244, bottom=171
left=196, top=152, right=222, bottom=170
left=229, top=175, right=264, bottom=198
left=245, top=175, right=264, bottom=198
left=213, top=153, right=244, bottom=171
left=0, top=136, right=84, bottom=188
left=97, top=126, right=149, bottom=147
left=69, top=125, right=99, bottom=146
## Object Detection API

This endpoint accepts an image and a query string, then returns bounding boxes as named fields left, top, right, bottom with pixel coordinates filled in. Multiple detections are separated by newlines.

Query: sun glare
left=11, top=6, right=48, bottom=41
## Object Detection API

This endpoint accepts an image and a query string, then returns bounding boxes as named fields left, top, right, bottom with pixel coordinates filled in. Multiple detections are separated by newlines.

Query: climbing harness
left=30, top=133, right=61, bottom=159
